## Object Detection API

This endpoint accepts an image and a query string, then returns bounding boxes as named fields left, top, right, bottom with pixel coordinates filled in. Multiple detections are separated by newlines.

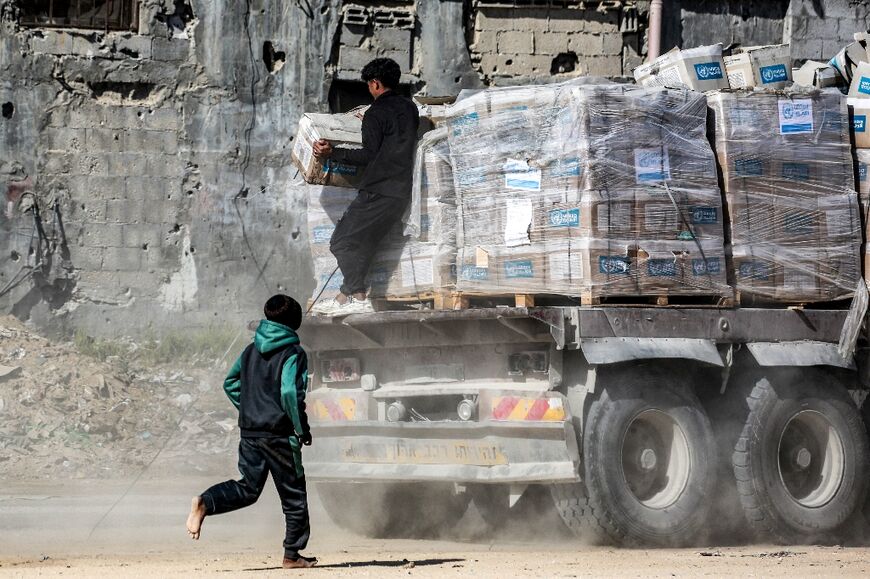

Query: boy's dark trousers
left=200, top=436, right=309, bottom=559
left=330, top=190, right=408, bottom=296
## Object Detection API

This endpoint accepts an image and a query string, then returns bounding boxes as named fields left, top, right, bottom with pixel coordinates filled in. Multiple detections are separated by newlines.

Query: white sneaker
left=309, top=298, right=342, bottom=316
left=336, top=297, right=375, bottom=315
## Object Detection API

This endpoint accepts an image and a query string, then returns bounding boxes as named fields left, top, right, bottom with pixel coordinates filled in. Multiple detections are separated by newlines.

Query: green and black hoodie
left=223, top=320, right=310, bottom=470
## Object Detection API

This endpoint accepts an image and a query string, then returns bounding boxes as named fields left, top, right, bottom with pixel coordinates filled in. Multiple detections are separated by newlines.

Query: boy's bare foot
left=283, top=555, right=318, bottom=569
left=186, top=496, right=207, bottom=540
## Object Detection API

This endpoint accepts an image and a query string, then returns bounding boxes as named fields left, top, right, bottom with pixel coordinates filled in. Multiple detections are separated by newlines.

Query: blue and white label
left=778, top=99, right=813, bottom=134
left=457, top=169, right=486, bottom=187
left=760, top=64, right=789, bottom=84
left=693, top=62, right=724, bottom=81
left=735, top=158, right=764, bottom=177
left=854, top=115, right=867, bottom=133
left=504, top=159, right=542, bottom=191
left=504, top=259, right=535, bottom=279
left=781, top=163, right=810, bottom=181
left=691, top=206, right=718, bottom=224
left=858, top=76, right=870, bottom=95
left=549, top=158, right=582, bottom=178
left=548, top=208, right=580, bottom=228
left=634, top=147, right=671, bottom=183
left=460, top=265, right=489, bottom=281
left=323, top=161, right=358, bottom=176
left=859, top=164, right=868, bottom=182
left=599, top=256, right=631, bottom=275
left=692, top=257, right=721, bottom=275
left=647, top=259, right=677, bottom=277
left=738, top=261, right=771, bottom=281
left=312, top=225, right=334, bottom=244
left=451, top=112, right=479, bottom=138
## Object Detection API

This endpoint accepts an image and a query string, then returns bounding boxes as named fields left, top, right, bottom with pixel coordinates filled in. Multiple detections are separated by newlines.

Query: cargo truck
left=301, top=301, right=870, bottom=546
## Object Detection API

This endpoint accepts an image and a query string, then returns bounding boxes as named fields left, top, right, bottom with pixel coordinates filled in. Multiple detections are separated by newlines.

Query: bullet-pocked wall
left=0, top=0, right=863, bottom=337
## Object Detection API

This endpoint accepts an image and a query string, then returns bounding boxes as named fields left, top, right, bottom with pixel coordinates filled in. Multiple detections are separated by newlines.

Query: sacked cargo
left=793, top=60, right=843, bottom=89
left=292, top=108, right=367, bottom=188
left=633, top=44, right=730, bottom=92
left=724, top=44, right=792, bottom=89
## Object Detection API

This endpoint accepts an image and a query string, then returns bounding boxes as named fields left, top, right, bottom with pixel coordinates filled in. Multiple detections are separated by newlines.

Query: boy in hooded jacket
left=186, top=294, right=316, bottom=569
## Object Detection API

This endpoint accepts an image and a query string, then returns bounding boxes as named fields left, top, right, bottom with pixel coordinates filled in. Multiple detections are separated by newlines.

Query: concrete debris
left=0, top=315, right=236, bottom=479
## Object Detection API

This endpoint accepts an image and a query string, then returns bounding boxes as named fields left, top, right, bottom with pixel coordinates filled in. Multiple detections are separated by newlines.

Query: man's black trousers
left=330, top=190, right=408, bottom=296
left=200, top=436, right=309, bottom=559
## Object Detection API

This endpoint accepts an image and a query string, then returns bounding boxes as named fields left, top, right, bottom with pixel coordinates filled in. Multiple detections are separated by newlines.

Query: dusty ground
left=3, top=477, right=870, bottom=578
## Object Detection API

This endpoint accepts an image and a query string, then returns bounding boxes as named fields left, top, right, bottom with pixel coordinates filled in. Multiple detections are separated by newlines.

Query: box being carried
left=724, top=44, right=792, bottom=90
left=291, top=107, right=367, bottom=188
left=633, top=44, right=729, bottom=92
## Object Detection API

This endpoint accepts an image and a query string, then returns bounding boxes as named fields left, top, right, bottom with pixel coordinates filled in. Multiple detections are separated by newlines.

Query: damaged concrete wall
left=1, top=0, right=866, bottom=338
left=1, top=0, right=344, bottom=336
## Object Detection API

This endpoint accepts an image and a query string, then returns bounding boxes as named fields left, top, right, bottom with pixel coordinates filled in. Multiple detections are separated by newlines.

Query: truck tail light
left=320, top=357, right=360, bottom=383
left=309, top=391, right=368, bottom=422
left=479, top=392, right=568, bottom=422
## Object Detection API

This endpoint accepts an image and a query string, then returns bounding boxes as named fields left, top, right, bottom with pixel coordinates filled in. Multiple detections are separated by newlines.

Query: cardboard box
left=849, top=98, right=870, bottom=148
left=856, top=148, right=870, bottom=201
left=848, top=61, right=870, bottom=99
left=724, top=44, right=792, bottom=90
left=637, top=240, right=728, bottom=296
left=830, top=39, right=870, bottom=85
left=633, top=44, right=730, bottom=92
left=793, top=60, right=843, bottom=89
left=291, top=109, right=367, bottom=188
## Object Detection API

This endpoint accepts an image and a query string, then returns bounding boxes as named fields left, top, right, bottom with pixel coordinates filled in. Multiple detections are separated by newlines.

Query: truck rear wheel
left=565, top=373, right=716, bottom=546
left=732, top=371, right=869, bottom=543
left=315, top=482, right=469, bottom=538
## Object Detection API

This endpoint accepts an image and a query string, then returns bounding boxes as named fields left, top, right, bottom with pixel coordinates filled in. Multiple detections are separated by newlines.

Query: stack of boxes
left=306, top=129, right=456, bottom=302
left=445, top=83, right=731, bottom=299
left=709, top=89, right=862, bottom=302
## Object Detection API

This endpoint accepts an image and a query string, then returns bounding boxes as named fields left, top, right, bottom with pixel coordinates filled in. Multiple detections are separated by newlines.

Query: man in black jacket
left=311, top=57, right=420, bottom=315
left=186, top=294, right=316, bottom=569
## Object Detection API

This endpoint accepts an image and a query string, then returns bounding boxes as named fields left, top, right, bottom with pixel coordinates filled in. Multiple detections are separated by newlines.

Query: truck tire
left=315, top=482, right=469, bottom=538
left=732, top=371, right=869, bottom=544
left=576, top=373, right=716, bottom=546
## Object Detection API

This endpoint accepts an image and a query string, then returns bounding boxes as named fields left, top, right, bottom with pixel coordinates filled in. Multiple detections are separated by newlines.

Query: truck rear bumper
left=305, top=420, right=581, bottom=483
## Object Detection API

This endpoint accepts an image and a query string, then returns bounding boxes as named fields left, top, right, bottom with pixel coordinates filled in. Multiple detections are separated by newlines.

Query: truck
left=301, top=299, right=870, bottom=546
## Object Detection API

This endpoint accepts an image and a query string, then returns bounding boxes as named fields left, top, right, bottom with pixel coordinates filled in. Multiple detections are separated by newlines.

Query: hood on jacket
left=254, top=320, right=300, bottom=354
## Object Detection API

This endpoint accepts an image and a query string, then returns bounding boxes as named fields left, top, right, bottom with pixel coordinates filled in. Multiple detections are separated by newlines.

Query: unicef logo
left=782, top=103, right=794, bottom=119
left=694, top=62, right=723, bottom=80
left=762, top=68, right=774, bottom=82
left=548, top=209, right=579, bottom=227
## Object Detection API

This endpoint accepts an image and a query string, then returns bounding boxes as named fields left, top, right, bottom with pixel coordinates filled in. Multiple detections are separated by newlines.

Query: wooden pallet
left=580, top=291, right=736, bottom=308
left=370, top=291, right=537, bottom=311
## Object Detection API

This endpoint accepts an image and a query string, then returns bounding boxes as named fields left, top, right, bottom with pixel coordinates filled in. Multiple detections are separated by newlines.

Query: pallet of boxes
left=445, top=79, right=732, bottom=307
left=293, top=105, right=457, bottom=309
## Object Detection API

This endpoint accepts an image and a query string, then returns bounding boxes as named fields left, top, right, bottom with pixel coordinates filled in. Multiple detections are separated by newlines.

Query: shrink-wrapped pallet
left=709, top=88, right=862, bottom=302
left=307, top=129, right=457, bottom=302
left=447, top=82, right=730, bottom=300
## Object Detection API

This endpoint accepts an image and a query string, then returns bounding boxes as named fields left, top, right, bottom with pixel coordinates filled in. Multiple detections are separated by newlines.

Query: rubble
left=0, top=316, right=237, bottom=479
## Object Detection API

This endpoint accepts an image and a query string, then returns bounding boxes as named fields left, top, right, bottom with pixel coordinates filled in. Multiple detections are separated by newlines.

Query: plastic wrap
left=447, top=82, right=730, bottom=299
left=307, top=130, right=457, bottom=301
left=709, top=88, right=862, bottom=302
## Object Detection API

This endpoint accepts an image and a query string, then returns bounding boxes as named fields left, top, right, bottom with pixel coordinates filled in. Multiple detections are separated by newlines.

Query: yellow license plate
left=340, top=440, right=508, bottom=466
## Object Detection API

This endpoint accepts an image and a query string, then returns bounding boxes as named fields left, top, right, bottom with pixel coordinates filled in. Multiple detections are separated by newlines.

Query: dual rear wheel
left=552, top=368, right=870, bottom=546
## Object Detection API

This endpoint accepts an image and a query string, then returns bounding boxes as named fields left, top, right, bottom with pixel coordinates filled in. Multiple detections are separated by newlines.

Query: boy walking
left=186, top=294, right=316, bottom=569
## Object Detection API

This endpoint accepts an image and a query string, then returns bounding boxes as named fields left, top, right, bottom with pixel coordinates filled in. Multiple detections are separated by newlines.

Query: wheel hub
left=777, top=410, right=845, bottom=509
left=621, top=409, right=691, bottom=510
left=640, top=448, right=658, bottom=470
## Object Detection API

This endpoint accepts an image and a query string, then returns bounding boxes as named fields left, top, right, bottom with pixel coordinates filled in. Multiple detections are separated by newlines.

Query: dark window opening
left=20, top=0, right=139, bottom=31
left=328, top=80, right=411, bottom=114
left=2, top=102, right=13, bottom=119
left=551, top=52, right=578, bottom=75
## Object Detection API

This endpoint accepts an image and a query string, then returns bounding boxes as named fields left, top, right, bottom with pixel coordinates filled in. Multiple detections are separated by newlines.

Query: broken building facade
left=1, top=0, right=867, bottom=336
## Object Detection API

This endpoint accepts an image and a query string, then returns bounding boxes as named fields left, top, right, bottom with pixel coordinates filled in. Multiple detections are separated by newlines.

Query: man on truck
left=310, top=57, right=420, bottom=316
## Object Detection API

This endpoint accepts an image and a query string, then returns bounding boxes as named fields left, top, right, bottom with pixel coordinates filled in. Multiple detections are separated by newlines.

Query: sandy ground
left=3, top=477, right=870, bottom=578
